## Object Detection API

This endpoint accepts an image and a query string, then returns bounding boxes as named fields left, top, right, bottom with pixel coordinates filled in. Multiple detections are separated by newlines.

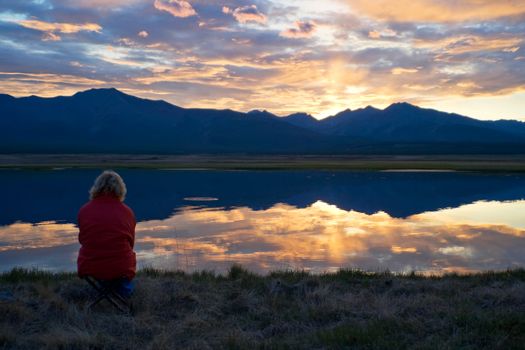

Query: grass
left=1, top=266, right=524, bottom=349
left=2, top=154, right=525, bottom=171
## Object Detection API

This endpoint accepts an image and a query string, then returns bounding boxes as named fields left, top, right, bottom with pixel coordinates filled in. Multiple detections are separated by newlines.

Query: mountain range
left=1, top=88, right=524, bottom=154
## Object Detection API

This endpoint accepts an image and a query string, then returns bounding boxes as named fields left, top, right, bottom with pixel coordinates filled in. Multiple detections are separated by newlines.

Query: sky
left=0, top=0, right=524, bottom=120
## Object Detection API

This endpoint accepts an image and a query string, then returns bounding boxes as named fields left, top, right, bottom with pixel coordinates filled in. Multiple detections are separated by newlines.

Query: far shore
left=1, top=266, right=524, bottom=348
left=2, top=154, right=525, bottom=171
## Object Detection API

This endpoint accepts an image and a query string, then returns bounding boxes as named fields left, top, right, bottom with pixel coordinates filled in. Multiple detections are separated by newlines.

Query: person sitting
left=77, top=170, right=136, bottom=298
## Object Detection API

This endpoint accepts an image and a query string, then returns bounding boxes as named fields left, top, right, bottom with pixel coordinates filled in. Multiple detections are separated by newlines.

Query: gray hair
left=89, top=170, right=127, bottom=201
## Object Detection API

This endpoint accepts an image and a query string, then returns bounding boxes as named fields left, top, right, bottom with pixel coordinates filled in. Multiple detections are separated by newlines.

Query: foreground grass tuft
left=1, top=267, right=524, bottom=349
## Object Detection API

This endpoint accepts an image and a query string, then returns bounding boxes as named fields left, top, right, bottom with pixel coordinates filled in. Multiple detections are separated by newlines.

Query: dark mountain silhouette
left=1, top=88, right=524, bottom=154
left=296, top=102, right=525, bottom=153
left=282, top=112, right=319, bottom=130
left=319, top=102, right=523, bottom=143
left=0, top=88, right=339, bottom=154
left=248, top=110, right=321, bottom=131
left=247, top=109, right=278, bottom=119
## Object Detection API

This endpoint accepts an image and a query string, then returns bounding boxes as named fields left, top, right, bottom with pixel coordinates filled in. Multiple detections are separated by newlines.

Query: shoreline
left=2, top=154, right=525, bottom=171
left=1, top=266, right=524, bottom=348
left=2, top=265, right=525, bottom=281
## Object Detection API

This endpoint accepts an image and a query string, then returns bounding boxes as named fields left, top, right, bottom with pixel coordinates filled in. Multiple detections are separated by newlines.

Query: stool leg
left=83, top=276, right=132, bottom=314
left=87, top=293, right=106, bottom=309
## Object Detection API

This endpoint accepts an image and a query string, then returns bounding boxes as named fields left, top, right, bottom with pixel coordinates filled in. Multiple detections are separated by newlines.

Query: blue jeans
left=100, top=278, right=134, bottom=298
left=117, top=279, right=134, bottom=298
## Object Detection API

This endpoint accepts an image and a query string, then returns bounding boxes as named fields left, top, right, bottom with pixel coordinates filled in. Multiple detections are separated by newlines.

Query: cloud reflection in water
left=0, top=200, right=524, bottom=274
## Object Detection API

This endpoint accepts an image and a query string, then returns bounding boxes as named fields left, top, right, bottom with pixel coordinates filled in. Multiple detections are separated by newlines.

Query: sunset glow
left=1, top=200, right=524, bottom=274
left=0, top=0, right=524, bottom=119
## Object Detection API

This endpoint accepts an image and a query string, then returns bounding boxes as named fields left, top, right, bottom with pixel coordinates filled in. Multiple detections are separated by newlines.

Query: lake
left=1, top=169, right=524, bottom=274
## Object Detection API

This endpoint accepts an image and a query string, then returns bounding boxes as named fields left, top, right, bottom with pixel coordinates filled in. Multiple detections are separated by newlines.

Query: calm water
left=1, top=169, right=525, bottom=274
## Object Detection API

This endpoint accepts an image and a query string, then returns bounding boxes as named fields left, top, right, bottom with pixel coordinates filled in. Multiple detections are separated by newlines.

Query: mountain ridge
left=1, top=88, right=524, bottom=154
left=3, top=89, right=524, bottom=123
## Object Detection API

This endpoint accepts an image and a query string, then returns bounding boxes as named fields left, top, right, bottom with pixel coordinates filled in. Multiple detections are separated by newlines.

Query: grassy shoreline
left=1, top=266, right=524, bottom=349
left=2, top=154, right=525, bottom=171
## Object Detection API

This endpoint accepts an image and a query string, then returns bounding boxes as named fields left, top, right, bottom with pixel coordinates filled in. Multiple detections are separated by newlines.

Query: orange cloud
left=2, top=0, right=523, bottom=121
left=134, top=65, right=229, bottom=85
left=17, top=19, right=101, bottom=34
left=154, top=0, right=197, bottom=18
left=0, top=72, right=107, bottom=97
left=132, top=55, right=369, bottom=116
left=346, top=0, right=525, bottom=22
left=391, top=67, right=419, bottom=75
left=0, top=221, right=77, bottom=252
left=368, top=28, right=397, bottom=39
left=503, top=46, right=520, bottom=53
left=128, top=200, right=525, bottom=273
left=2, top=201, right=524, bottom=274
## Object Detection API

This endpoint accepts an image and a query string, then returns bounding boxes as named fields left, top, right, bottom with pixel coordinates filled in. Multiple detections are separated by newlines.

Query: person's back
left=77, top=170, right=136, bottom=285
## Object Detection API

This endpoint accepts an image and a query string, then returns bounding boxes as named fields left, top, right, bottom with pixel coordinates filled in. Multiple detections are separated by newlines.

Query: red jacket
left=77, top=195, right=136, bottom=280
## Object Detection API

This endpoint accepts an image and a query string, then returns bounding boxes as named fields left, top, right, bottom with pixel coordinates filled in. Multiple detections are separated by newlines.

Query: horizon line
left=3, top=87, right=525, bottom=123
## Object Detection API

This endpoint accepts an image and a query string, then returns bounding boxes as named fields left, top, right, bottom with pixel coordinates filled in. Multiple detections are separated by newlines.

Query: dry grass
left=2, top=154, right=525, bottom=171
left=1, top=266, right=524, bottom=349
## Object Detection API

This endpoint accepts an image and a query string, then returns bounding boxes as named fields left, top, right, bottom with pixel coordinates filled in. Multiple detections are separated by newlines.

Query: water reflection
left=2, top=169, right=525, bottom=225
left=1, top=200, right=524, bottom=274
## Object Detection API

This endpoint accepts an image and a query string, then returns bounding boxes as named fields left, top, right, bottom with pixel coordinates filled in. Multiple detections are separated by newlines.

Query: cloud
left=52, top=0, right=143, bottom=8
left=345, top=0, right=525, bottom=22
left=224, top=5, right=267, bottom=24
left=368, top=28, right=397, bottom=39
left=280, top=21, right=317, bottom=38
left=197, top=18, right=233, bottom=32
left=41, top=32, right=61, bottom=41
left=391, top=67, right=419, bottom=75
left=0, top=0, right=524, bottom=120
left=134, top=65, right=230, bottom=85
left=367, top=31, right=380, bottom=39
left=154, top=0, right=197, bottom=18
left=9, top=19, right=101, bottom=41
left=415, top=35, right=523, bottom=55
left=0, top=72, right=107, bottom=97
left=503, top=46, right=520, bottom=53
left=0, top=72, right=105, bottom=86
left=16, top=19, right=102, bottom=34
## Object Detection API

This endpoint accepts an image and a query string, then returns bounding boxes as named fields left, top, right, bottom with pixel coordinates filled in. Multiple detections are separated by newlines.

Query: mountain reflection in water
left=1, top=199, right=524, bottom=274
left=2, top=169, right=525, bottom=225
